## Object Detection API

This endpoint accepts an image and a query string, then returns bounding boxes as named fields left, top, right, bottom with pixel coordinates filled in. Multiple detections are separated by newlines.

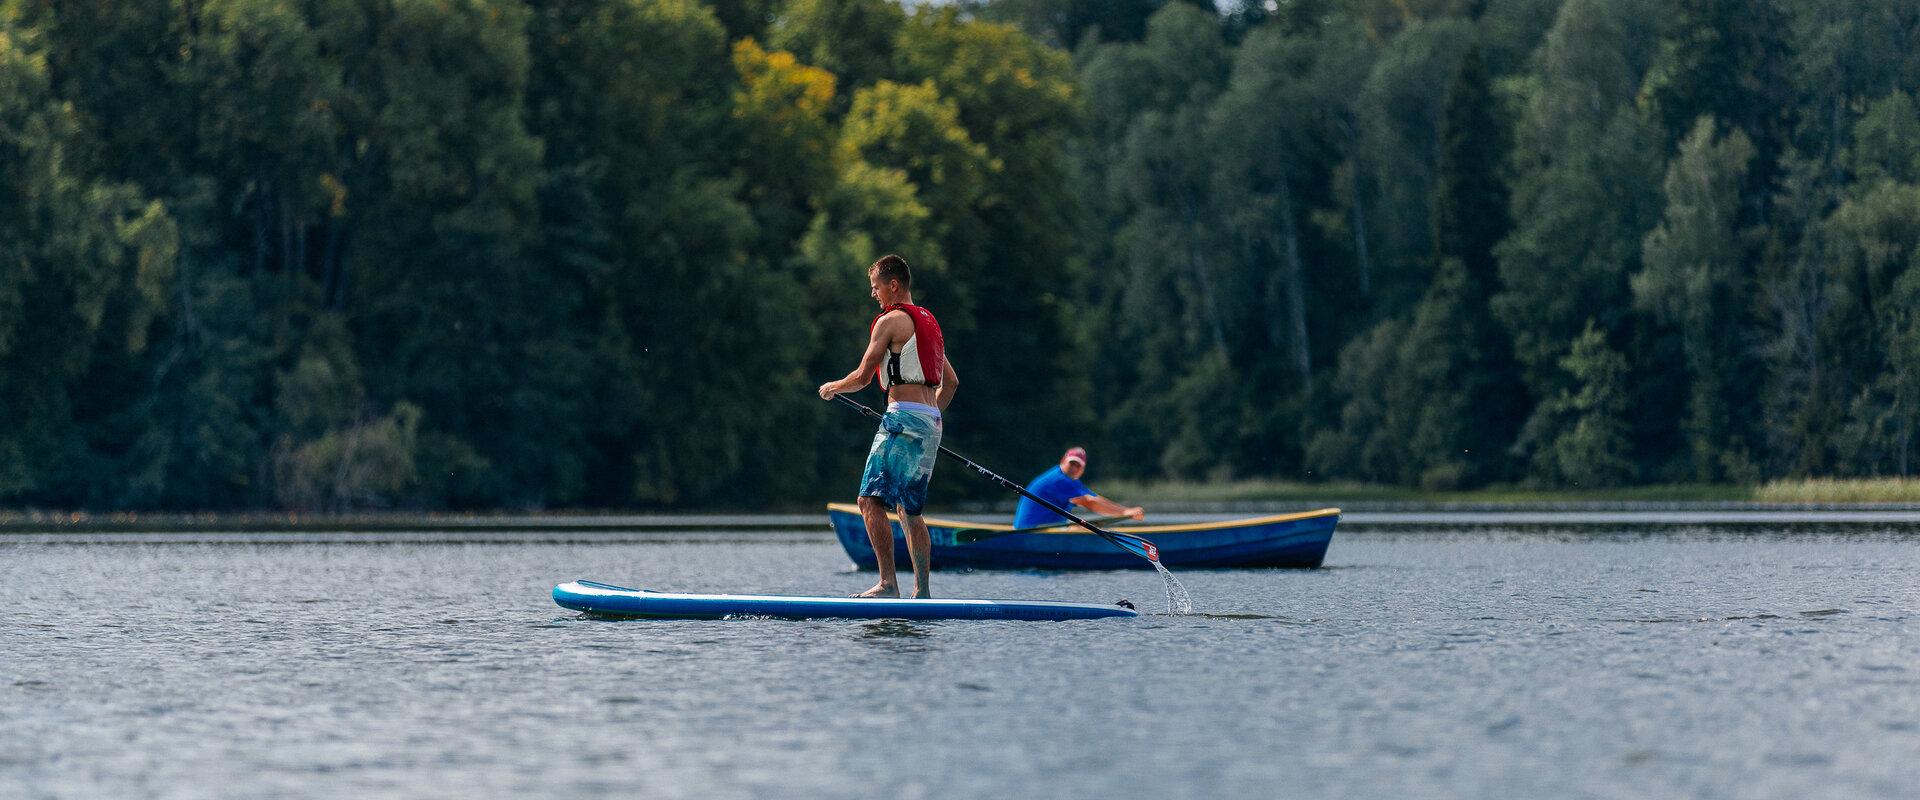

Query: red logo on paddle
left=1144, top=542, right=1159, bottom=561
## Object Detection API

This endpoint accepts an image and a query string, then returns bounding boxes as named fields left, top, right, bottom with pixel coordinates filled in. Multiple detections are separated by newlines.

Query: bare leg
left=854, top=496, right=899, bottom=597
left=903, top=514, right=933, bottom=598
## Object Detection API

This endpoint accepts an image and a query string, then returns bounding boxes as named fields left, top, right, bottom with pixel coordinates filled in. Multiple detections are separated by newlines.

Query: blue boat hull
left=829, top=504, right=1339, bottom=570
left=553, top=580, right=1138, bottom=621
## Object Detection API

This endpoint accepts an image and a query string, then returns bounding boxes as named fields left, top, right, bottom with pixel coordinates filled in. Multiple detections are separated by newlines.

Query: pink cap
left=1063, top=447, right=1087, bottom=465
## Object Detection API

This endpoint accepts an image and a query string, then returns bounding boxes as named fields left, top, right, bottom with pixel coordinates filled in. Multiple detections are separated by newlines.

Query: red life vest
left=870, top=303, right=945, bottom=389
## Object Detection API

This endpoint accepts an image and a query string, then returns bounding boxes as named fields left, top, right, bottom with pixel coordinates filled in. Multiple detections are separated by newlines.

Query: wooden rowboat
left=828, top=503, right=1340, bottom=570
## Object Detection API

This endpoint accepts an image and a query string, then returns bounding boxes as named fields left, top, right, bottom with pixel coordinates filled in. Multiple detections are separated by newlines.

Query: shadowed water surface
left=3, top=525, right=1917, bottom=799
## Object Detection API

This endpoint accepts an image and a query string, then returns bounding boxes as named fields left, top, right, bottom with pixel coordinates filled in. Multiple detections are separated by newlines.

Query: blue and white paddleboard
left=554, top=580, right=1138, bottom=621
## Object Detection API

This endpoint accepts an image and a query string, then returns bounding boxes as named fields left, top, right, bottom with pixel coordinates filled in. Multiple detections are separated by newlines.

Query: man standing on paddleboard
left=818, top=254, right=958, bottom=598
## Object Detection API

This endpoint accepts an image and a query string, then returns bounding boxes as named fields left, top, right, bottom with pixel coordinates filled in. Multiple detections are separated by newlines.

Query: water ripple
left=1, top=531, right=1916, bottom=799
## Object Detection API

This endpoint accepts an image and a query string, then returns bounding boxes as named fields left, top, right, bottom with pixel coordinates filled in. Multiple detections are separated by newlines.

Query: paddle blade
left=1104, top=531, right=1161, bottom=564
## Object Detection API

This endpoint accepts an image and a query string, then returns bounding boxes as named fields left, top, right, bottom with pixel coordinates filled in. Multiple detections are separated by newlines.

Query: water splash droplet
left=1151, top=560, right=1193, bottom=615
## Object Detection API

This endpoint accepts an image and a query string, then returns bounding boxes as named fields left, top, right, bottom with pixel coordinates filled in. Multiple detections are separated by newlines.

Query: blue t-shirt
left=1013, top=466, right=1095, bottom=528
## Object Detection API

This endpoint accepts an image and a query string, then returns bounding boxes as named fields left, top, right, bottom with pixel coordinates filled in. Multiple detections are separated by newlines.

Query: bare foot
left=852, top=582, right=898, bottom=598
left=910, top=587, right=931, bottom=599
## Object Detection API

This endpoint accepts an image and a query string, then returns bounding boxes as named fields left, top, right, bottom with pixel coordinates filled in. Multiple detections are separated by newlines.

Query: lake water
left=4, top=517, right=1918, bottom=799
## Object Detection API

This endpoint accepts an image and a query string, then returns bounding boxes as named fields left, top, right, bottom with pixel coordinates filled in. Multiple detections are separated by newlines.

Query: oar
left=950, top=515, right=1130, bottom=545
left=832, top=394, right=1163, bottom=564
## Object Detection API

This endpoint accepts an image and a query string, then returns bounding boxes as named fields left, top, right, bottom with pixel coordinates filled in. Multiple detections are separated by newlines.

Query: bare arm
left=818, top=313, right=905, bottom=399
left=1070, top=494, right=1145, bottom=521
left=934, top=358, right=958, bottom=410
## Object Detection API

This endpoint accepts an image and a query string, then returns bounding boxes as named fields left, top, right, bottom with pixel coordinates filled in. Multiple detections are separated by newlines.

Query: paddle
left=949, top=515, right=1130, bottom=544
left=832, top=394, right=1163, bottom=564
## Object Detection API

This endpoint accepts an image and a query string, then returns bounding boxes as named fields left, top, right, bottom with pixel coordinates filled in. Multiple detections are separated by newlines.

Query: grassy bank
left=1098, top=477, right=1920, bottom=505
left=1750, top=478, right=1920, bottom=504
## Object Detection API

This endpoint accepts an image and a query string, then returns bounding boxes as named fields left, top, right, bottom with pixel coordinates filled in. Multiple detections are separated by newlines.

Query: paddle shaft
left=954, top=515, right=1130, bottom=544
left=833, top=394, right=1159, bottom=562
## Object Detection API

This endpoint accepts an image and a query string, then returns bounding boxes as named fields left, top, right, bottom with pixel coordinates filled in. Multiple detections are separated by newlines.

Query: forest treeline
left=2, top=0, right=1919, bottom=511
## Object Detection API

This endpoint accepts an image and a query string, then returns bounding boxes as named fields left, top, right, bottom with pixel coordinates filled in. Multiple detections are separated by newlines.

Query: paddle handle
left=832, top=394, right=1160, bottom=563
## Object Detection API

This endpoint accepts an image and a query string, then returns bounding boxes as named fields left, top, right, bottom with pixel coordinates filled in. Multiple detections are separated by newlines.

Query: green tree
left=841, top=80, right=996, bottom=236
left=1304, top=319, right=1415, bottom=483
left=1210, top=23, right=1345, bottom=382
left=1072, top=3, right=1235, bottom=478
left=1405, top=46, right=1527, bottom=487
left=894, top=11, right=1093, bottom=485
left=707, top=0, right=781, bottom=39
left=1849, top=91, right=1920, bottom=186
left=769, top=0, right=904, bottom=94
left=529, top=0, right=818, bottom=506
left=1523, top=321, right=1636, bottom=486
left=1756, top=151, right=1839, bottom=475
left=1824, top=181, right=1920, bottom=475
left=271, top=317, right=423, bottom=509
left=1634, top=117, right=1760, bottom=481
left=1638, top=0, right=1786, bottom=154
left=973, top=0, right=1214, bottom=49
left=1759, top=5, right=1920, bottom=476
left=1492, top=0, right=1666, bottom=481
left=1311, top=38, right=1529, bottom=489
left=1477, top=0, right=1568, bottom=76
left=0, top=26, right=178, bottom=503
left=1353, top=18, right=1475, bottom=313
left=1839, top=268, right=1920, bottom=477
left=340, top=0, right=590, bottom=507
left=731, top=37, right=839, bottom=252
left=9, top=0, right=289, bottom=508
left=1205, top=21, right=1378, bottom=476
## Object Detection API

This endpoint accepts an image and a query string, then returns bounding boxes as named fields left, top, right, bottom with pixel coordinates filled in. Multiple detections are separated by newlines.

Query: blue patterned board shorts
left=858, top=401, right=943, bottom=516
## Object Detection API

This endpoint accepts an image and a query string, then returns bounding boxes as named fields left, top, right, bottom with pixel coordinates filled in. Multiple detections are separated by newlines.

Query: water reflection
left=858, top=619, right=933, bottom=650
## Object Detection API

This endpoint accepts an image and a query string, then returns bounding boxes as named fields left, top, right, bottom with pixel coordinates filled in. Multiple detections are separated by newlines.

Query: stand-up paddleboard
left=554, top=580, right=1137, bottom=621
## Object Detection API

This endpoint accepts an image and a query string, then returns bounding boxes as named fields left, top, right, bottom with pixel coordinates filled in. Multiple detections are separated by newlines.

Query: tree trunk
left=322, top=221, right=345, bottom=310
left=1350, top=162, right=1372, bottom=298
left=1276, top=180, right=1311, bottom=380
left=279, top=202, right=294, bottom=278
left=1341, top=118, right=1371, bottom=297
left=1177, top=191, right=1229, bottom=356
left=251, top=184, right=268, bottom=276
left=1188, top=241, right=1229, bottom=356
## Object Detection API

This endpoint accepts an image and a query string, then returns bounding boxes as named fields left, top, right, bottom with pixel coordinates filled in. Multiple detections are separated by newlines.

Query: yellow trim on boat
left=824, top=503, right=1341, bottom=535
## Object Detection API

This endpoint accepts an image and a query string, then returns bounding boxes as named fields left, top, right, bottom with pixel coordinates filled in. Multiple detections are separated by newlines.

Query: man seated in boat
left=1013, top=448, right=1145, bottom=529
left=817, top=254, right=959, bottom=599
